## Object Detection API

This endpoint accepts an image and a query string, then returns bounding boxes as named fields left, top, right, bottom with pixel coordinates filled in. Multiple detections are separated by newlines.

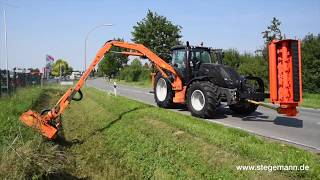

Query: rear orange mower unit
left=268, top=39, right=303, bottom=116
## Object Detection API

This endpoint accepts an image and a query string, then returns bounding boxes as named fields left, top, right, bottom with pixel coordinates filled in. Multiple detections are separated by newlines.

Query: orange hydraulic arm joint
left=268, top=39, right=302, bottom=116
left=19, top=40, right=183, bottom=139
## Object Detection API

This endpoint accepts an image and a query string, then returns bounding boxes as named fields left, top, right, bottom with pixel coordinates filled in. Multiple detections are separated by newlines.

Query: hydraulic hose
left=72, top=89, right=83, bottom=101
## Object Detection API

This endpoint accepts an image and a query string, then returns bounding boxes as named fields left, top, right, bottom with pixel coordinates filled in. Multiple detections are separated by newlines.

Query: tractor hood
left=197, top=63, right=241, bottom=89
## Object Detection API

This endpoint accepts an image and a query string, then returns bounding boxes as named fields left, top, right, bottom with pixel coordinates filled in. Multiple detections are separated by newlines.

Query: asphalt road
left=87, top=78, right=320, bottom=152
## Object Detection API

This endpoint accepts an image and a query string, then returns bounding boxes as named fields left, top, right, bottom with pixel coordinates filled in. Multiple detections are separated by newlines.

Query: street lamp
left=84, top=24, right=113, bottom=72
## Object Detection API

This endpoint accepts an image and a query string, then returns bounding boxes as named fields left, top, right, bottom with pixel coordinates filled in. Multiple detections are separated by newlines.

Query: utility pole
left=3, top=10, right=9, bottom=93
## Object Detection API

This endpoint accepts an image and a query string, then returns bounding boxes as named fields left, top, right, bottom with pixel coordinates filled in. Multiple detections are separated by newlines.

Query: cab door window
left=172, top=49, right=186, bottom=69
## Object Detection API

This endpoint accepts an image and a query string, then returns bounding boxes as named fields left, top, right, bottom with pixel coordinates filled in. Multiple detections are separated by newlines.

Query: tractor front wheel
left=154, top=73, right=174, bottom=108
left=186, top=81, right=219, bottom=118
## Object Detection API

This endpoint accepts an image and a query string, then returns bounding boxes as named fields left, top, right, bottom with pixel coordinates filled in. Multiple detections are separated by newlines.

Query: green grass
left=63, top=88, right=319, bottom=179
left=1, top=86, right=320, bottom=179
left=301, top=93, right=320, bottom=109
left=0, top=86, right=72, bottom=179
left=0, top=86, right=59, bottom=146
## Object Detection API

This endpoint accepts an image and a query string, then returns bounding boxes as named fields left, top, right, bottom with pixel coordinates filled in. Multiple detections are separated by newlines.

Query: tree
left=98, top=38, right=128, bottom=77
left=119, top=58, right=151, bottom=82
left=131, top=58, right=142, bottom=67
left=223, top=49, right=268, bottom=88
left=51, top=59, right=73, bottom=77
left=261, top=17, right=283, bottom=60
left=237, top=53, right=268, bottom=87
left=223, top=49, right=241, bottom=68
left=132, top=10, right=182, bottom=62
left=301, top=33, right=320, bottom=93
left=262, top=17, right=283, bottom=44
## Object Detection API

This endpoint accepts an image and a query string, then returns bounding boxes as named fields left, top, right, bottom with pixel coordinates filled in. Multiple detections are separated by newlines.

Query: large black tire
left=154, top=73, right=174, bottom=108
left=186, top=81, right=219, bottom=118
left=229, top=101, right=258, bottom=115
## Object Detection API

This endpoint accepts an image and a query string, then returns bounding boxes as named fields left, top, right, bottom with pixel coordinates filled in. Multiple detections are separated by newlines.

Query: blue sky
left=0, top=0, right=319, bottom=70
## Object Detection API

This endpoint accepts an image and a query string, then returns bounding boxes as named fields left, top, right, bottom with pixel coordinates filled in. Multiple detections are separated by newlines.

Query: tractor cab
left=171, top=44, right=212, bottom=83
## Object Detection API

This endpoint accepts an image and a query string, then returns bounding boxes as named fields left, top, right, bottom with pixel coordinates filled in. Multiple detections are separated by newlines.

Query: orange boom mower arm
left=20, top=40, right=183, bottom=139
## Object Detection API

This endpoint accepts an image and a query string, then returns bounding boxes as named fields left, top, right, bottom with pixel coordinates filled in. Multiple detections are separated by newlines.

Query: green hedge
left=119, top=59, right=151, bottom=82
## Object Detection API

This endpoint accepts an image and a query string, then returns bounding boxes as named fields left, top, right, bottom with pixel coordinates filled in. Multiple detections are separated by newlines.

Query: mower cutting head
left=268, top=39, right=302, bottom=116
left=20, top=110, right=58, bottom=139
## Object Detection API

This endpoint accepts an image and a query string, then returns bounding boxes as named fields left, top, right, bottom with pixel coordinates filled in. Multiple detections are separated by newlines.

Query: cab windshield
left=191, top=50, right=212, bottom=64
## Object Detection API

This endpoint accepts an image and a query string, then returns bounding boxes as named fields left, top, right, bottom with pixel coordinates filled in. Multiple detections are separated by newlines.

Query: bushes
left=302, top=34, right=320, bottom=93
left=223, top=49, right=269, bottom=89
left=119, top=67, right=150, bottom=82
left=119, top=59, right=151, bottom=82
left=237, top=53, right=268, bottom=87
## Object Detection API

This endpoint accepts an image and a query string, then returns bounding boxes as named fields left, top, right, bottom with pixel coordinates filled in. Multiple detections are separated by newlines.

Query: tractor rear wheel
left=186, top=81, right=219, bottom=118
left=229, top=101, right=258, bottom=115
left=154, top=73, right=174, bottom=108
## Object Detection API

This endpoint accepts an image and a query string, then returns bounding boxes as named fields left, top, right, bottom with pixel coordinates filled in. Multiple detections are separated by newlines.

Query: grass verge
left=62, top=88, right=319, bottom=179
left=1, top=86, right=319, bottom=179
left=301, top=93, right=320, bottom=109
